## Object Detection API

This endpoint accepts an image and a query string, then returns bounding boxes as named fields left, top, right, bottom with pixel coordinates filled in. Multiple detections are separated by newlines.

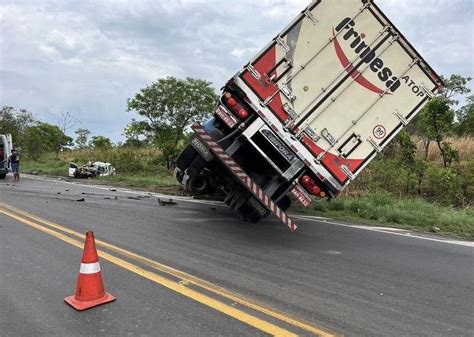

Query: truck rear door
left=238, top=0, right=442, bottom=185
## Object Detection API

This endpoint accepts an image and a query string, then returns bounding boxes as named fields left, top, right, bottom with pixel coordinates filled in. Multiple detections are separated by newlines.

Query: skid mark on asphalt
left=0, top=201, right=338, bottom=337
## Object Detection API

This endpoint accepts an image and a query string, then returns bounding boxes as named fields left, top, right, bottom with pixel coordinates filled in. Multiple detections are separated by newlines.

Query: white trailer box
left=235, top=0, right=442, bottom=189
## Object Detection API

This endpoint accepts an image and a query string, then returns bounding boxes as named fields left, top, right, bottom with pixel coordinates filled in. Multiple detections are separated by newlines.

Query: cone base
left=65, top=292, right=116, bottom=311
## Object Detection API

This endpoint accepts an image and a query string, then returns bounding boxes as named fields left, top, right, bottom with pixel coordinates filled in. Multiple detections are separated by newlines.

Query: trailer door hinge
left=340, top=165, right=355, bottom=181
left=283, top=103, right=298, bottom=120
left=303, top=9, right=318, bottom=25
left=281, top=85, right=297, bottom=102
left=304, top=126, right=320, bottom=142
left=321, top=128, right=336, bottom=145
left=246, top=64, right=261, bottom=80
left=394, top=110, right=408, bottom=126
left=275, top=36, right=290, bottom=52
left=420, top=83, right=434, bottom=99
left=367, top=137, right=382, bottom=153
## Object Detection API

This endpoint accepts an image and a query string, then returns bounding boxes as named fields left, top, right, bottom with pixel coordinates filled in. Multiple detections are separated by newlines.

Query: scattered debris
left=158, top=198, right=177, bottom=206
left=76, top=198, right=85, bottom=202
left=127, top=196, right=141, bottom=200
left=65, top=189, right=69, bottom=191
left=57, top=192, right=61, bottom=195
left=431, top=226, right=441, bottom=233
left=110, top=189, right=117, bottom=192
left=210, top=207, right=217, bottom=211
left=103, top=197, right=111, bottom=200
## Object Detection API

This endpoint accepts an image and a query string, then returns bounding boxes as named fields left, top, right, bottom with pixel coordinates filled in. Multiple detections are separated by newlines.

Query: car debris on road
left=69, top=161, right=116, bottom=179
left=158, top=198, right=177, bottom=206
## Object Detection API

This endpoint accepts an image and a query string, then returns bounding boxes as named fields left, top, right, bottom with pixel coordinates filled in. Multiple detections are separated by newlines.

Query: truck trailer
left=175, top=0, right=443, bottom=230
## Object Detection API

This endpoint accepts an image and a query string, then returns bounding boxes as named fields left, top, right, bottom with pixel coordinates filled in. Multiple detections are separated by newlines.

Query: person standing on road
left=8, top=149, right=21, bottom=181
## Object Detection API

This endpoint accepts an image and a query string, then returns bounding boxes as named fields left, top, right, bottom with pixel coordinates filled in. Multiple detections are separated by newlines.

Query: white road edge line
left=292, top=215, right=474, bottom=247
left=23, top=174, right=474, bottom=247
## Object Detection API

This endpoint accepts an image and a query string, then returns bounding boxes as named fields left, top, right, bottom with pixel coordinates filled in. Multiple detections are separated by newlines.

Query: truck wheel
left=187, top=174, right=209, bottom=195
left=0, top=173, right=6, bottom=179
left=238, top=203, right=262, bottom=223
left=176, top=144, right=198, bottom=171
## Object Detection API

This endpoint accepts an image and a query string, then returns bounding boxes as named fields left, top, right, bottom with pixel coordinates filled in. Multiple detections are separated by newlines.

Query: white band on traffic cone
left=79, top=262, right=101, bottom=274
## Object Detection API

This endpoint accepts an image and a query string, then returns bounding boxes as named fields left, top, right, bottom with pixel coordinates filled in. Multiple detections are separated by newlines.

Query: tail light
left=300, top=175, right=326, bottom=198
left=224, top=93, right=249, bottom=120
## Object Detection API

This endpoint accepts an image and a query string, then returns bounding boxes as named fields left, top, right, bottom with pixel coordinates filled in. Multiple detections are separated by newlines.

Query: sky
left=1, top=0, right=473, bottom=142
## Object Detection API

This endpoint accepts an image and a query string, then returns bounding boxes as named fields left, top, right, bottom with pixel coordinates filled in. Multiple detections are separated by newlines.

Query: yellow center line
left=0, top=208, right=296, bottom=337
left=0, top=201, right=338, bottom=337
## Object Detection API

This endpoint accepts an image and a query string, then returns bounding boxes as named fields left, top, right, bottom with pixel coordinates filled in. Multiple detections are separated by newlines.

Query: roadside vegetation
left=2, top=75, right=473, bottom=238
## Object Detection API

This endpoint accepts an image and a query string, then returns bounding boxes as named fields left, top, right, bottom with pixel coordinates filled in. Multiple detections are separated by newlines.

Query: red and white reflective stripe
left=80, top=262, right=101, bottom=274
left=192, top=123, right=297, bottom=231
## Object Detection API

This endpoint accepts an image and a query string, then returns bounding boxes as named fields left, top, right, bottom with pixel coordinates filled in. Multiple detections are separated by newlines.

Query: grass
left=415, top=136, right=474, bottom=162
left=21, top=157, right=69, bottom=176
left=292, top=191, right=474, bottom=239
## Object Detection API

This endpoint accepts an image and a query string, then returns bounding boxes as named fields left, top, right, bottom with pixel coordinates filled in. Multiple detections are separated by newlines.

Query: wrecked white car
left=69, top=161, right=115, bottom=179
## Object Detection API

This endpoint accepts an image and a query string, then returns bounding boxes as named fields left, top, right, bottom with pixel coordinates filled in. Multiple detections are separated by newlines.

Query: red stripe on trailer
left=301, top=134, right=363, bottom=184
left=192, top=123, right=297, bottom=231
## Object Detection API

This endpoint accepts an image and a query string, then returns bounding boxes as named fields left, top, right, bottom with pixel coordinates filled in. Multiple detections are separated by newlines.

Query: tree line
left=0, top=108, right=116, bottom=159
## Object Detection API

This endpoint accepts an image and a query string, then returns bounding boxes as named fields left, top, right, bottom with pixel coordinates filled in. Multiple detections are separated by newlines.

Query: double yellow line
left=0, top=201, right=336, bottom=337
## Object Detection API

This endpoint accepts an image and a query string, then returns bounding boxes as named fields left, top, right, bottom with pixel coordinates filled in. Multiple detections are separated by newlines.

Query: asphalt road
left=0, top=175, right=472, bottom=337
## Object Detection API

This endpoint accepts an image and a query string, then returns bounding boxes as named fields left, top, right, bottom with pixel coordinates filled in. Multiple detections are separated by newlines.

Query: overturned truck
left=175, top=0, right=443, bottom=230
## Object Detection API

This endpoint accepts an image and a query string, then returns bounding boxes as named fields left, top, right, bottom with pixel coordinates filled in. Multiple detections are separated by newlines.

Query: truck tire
left=238, top=202, right=263, bottom=223
left=187, top=174, right=209, bottom=195
left=175, top=144, right=198, bottom=171
left=0, top=173, right=6, bottom=179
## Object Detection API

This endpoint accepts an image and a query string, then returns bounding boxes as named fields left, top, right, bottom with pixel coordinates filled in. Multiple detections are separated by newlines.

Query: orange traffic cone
left=65, top=231, right=115, bottom=310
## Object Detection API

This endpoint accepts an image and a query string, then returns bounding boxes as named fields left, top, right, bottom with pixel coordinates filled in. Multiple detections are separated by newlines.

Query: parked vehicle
left=175, top=0, right=443, bottom=230
left=0, top=134, right=13, bottom=179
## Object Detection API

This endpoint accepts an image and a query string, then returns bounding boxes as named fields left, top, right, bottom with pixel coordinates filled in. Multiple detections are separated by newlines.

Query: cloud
left=0, top=0, right=472, bottom=141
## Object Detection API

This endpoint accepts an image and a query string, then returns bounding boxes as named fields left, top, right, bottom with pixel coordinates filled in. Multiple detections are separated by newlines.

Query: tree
left=416, top=97, right=456, bottom=167
left=126, top=76, right=218, bottom=168
left=75, top=128, right=91, bottom=149
left=438, top=74, right=472, bottom=105
left=123, top=121, right=148, bottom=148
left=413, top=74, right=471, bottom=166
left=0, top=106, right=35, bottom=148
left=455, top=95, right=474, bottom=136
left=57, top=111, right=78, bottom=134
left=24, top=123, right=73, bottom=159
left=90, top=135, right=114, bottom=149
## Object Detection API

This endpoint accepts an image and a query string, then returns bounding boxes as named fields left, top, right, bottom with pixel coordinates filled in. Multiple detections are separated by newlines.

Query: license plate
left=215, top=105, right=238, bottom=128
left=290, top=184, right=312, bottom=207
left=191, top=137, right=213, bottom=161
